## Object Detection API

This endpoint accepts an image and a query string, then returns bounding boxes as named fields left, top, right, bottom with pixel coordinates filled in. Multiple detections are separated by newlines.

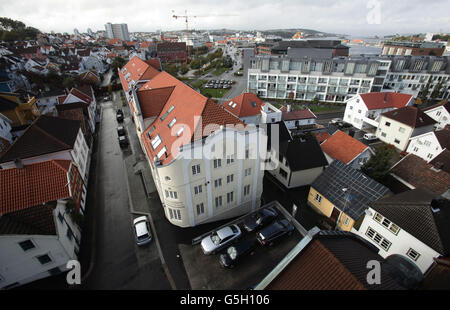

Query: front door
left=330, top=207, right=341, bottom=225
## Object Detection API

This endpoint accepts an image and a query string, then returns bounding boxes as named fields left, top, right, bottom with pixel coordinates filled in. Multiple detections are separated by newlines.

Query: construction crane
left=172, top=10, right=238, bottom=64
left=172, top=10, right=197, bottom=64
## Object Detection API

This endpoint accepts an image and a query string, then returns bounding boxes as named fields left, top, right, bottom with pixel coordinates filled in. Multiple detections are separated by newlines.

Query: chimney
left=287, top=104, right=291, bottom=112
left=14, top=158, right=24, bottom=169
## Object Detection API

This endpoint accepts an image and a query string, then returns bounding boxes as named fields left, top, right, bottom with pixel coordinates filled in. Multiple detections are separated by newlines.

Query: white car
left=133, top=216, right=152, bottom=246
left=200, top=225, right=242, bottom=255
left=363, top=133, right=378, bottom=141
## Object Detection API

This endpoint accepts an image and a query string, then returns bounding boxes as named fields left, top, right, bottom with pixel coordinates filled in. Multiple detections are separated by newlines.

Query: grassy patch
left=200, top=88, right=228, bottom=98
left=308, top=105, right=344, bottom=113
left=212, top=67, right=228, bottom=76
left=191, top=79, right=207, bottom=89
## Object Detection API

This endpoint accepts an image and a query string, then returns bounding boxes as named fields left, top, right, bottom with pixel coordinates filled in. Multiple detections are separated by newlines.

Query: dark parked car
left=256, top=219, right=294, bottom=246
left=219, top=240, right=256, bottom=268
left=117, top=126, right=125, bottom=136
left=243, top=207, right=278, bottom=232
left=116, top=109, right=124, bottom=122
left=118, top=135, right=129, bottom=148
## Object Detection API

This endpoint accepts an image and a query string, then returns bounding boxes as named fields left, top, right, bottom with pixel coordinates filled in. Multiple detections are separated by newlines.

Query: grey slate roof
left=279, top=136, right=328, bottom=171
left=311, top=160, right=390, bottom=220
left=370, top=188, right=450, bottom=256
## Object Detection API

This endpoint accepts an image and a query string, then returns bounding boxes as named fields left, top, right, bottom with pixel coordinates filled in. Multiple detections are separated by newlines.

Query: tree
left=311, top=96, right=319, bottom=105
left=63, top=77, right=76, bottom=89
left=431, top=79, right=444, bottom=101
left=361, top=144, right=396, bottom=183
left=179, top=65, right=189, bottom=75
left=110, top=57, right=127, bottom=71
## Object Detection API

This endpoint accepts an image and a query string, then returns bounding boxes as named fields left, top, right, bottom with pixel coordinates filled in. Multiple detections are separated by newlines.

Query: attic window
left=176, top=126, right=185, bottom=136
left=161, top=105, right=175, bottom=121
left=232, top=103, right=237, bottom=108
left=151, top=134, right=162, bottom=150
left=157, top=146, right=167, bottom=159
left=228, top=101, right=234, bottom=106
left=168, top=118, right=177, bottom=128
left=251, top=102, right=257, bottom=107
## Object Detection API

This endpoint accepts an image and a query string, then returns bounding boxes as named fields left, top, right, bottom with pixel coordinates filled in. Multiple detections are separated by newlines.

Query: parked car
left=117, top=126, right=125, bottom=136
left=243, top=207, right=278, bottom=232
left=219, top=240, right=256, bottom=268
left=133, top=216, right=152, bottom=246
left=363, top=133, right=378, bottom=141
left=118, top=135, right=129, bottom=148
left=201, top=224, right=242, bottom=255
left=116, top=109, right=124, bottom=122
left=330, top=118, right=343, bottom=124
left=256, top=219, right=294, bottom=246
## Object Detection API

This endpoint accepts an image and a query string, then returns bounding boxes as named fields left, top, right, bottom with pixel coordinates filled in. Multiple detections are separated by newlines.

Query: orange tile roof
left=119, top=56, right=161, bottom=92
left=321, top=130, right=369, bottom=164
left=0, top=160, right=71, bottom=215
left=359, top=92, right=413, bottom=110
left=137, top=86, right=174, bottom=119
left=314, top=132, right=331, bottom=143
left=222, top=93, right=264, bottom=118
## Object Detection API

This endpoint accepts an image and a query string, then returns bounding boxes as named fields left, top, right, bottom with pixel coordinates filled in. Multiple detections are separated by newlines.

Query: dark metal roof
left=279, top=136, right=328, bottom=171
left=370, top=188, right=450, bottom=255
left=311, top=160, right=390, bottom=220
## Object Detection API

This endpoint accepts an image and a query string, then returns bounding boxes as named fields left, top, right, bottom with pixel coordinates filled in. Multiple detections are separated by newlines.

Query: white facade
left=0, top=201, right=81, bottom=289
left=376, top=115, right=435, bottom=151
left=145, top=127, right=266, bottom=227
left=406, top=131, right=446, bottom=162
left=343, top=94, right=414, bottom=131
left=357, top=207, right=442, bottom=274
left=424, top=105, right=450, bottom=130
left=384, top=73, right=449, bottom=100
left=283, top=117, right=316, bottom=131
left=260, top=102, right=282, bottom=124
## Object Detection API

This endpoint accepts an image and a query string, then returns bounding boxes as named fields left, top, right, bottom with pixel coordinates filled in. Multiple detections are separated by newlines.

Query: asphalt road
left=83, top=95, right=170, bottom=290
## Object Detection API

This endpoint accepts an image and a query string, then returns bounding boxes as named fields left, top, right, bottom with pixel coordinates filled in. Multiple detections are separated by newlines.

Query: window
left=66, top=227, right=73, bottom=241
left=227, top=192, right=234, bottom=203
left=427, top=153, right=433, bottom=159
left=36, top=254, right=52, bottom=265
left=413, top=147, right=419, bottom=152
left=399, top=127, right=405, bottom=133
left=245, top=149, right=250, bottom=159
left=19, top=240, right=35, bottom=251
left=226, top=155, right=234, bottom=164
left=196, top=203, right=205, bottom=215
left=394, top=139, right=400, bottom=144
left=58, top=212, right=64, bottom=224
left=215, top=196, right=223, bottom=208
left=151, top=135, right=162, bottom=150
left=48, top=267, right=61, bottom=276
left=365, top=227, right=392, bottom=251
left=166, top=190, right=178, bottom=199
left=385, top=121, right=391, bottom=127
left=373, top=212, right=400, bottom=235
left=214, top=178, right=222, bottom=188
left=192, top=164, right=200, bottom=175
left=157, top=146, right=167, bottom=159
left=169, top=209, right=181, bottom=221
left=381, top=132, right=387, bottom=137
left=406, top=248, right=420, bottom=261
left=227, top=174, right=234, bottom=184
left=176, top=126, right=184, bottom=137
left=194, top=185, right=202, bottom=195
left=244, top=185, right=251, bottom=196
left=344, top=217, right=350, bottom=226
left=213, top=159, right=222, bottom=169
left=279, top=168, right=288, bottom=179
left=245, top=168, right=252, bottom=177
left=315, top=194, right=322, bottom=203
left=424, top=140, right=431, bottom=147
left=168, top=118, right=177, bottom=128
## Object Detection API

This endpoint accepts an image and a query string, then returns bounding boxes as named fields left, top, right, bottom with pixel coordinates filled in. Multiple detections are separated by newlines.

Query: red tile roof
left=314, top=132, right=331, bottom=143
left=360, top=92, right=413, bottom=110
left=222, top=93, right=264, bottom=118
left=144, top=58, right=162, bottom=71
left=119, top=56, right=161, bottom=92
left=281, top=108, right=316, bottom=121
left=321, top=130, right=369, bottom=164
left=137, top=86, right=175, bottom=119
left=0, top=160, right=72, bottom=215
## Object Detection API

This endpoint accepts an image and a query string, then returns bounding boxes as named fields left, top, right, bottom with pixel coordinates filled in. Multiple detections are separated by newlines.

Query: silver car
left=133, top=216, right=152, bottom=246
left=200, top=224, right=242, bottom=255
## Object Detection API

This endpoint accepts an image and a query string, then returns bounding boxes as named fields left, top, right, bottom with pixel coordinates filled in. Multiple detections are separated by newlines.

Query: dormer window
left=168, top=118, right=177, bottom=128
left=176, top=126, right=184, bottom=136
left=161, top=105, right=175, bottom=121
left=157, top=146, right=167, bottom=159
left=151, top=134, right=162, bottom=150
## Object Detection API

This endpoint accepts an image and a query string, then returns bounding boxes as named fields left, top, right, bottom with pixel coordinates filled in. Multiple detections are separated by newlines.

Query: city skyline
left=1, top=0, right=449, bottom=36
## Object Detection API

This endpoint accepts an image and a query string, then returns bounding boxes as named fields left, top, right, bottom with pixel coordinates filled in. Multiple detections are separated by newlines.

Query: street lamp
left=335, top=188, right=349, bottom=230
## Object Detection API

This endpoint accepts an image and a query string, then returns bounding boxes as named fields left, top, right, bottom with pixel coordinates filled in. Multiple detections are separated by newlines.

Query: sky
left=1, top=0, right=449, bottom=37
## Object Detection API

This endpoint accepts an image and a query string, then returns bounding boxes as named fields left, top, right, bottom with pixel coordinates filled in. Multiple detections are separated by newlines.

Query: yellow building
left=0, top=92, right=39, bottom=126
left=307, top=161, right=390, bottom=232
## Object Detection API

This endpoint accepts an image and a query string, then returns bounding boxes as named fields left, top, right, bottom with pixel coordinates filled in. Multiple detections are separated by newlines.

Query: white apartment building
left=356, top=189, right=449, bottom=274
left=245, top=54, right=450, bottom=103
left=120, top=56, right=266, bottom=227
left=343, top=92, right=414, bottom=130
left=376, top=106, right=436, bottom=151
left=105, top=23, right=130, bottom=41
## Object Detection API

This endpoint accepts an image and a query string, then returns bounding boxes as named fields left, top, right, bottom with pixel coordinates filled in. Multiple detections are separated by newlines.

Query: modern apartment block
left=245, top=54, right=450, bottom=103
left=105, top=22, right=130, bottom=41
left=119, top=56, right=266, bottom=227
left=382, top=41, right=446, bottom=57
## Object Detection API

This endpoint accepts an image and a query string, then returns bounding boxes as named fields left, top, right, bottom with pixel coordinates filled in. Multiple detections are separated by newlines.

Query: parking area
left=178, top=201, right=306, bottom=290
left=203, top=79, right=234, bottom=89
